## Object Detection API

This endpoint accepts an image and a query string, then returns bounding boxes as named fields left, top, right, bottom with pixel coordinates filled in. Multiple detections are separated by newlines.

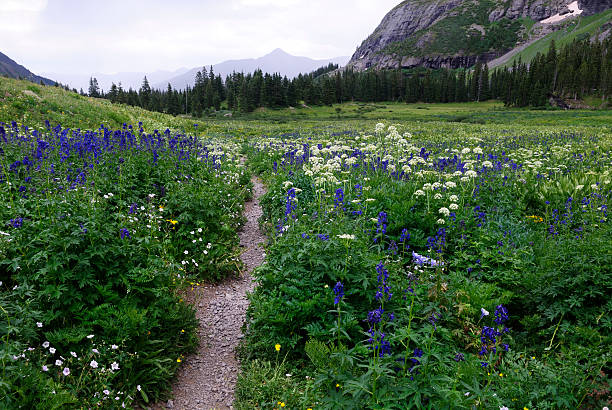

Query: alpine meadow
left=1, top=0, right=611, bottom=409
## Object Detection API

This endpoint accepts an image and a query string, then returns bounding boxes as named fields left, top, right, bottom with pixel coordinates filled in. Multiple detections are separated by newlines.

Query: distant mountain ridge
left=348, top=0, right=612, bottom=71
left=158, top=49, right=350, bottom=90
left=0, top=51, right=55, bottom=86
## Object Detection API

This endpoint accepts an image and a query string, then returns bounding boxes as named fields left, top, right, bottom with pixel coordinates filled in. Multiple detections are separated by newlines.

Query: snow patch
left=540, top=1, right=583, bottom=24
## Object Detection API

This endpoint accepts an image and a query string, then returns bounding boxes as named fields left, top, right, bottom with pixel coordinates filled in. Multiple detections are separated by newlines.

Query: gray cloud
left=0, top=0, right=401, bottom=75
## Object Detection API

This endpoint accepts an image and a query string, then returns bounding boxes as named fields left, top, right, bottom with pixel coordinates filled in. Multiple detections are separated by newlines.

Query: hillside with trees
left=86, top=36, right=611, bottom=113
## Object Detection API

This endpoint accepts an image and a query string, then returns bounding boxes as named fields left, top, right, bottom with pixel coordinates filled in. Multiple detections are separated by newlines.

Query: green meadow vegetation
left=1, top=76, right=611, bottom=408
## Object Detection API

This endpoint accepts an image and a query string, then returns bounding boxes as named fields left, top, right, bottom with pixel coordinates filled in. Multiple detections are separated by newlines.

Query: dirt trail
left=152, top=177, right=266, bottom=410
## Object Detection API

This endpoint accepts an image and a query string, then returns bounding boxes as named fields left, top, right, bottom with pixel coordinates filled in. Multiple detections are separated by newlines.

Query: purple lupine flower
left=333, top=282, right=344, bottom=305
left=9, top=217, right=23, bottom=228
left=367, top=308, right=383, bottom=325
left=334, top=188, right=344, bottom=209
left=374, top=211, right=388, bottom=243
left=494, top=304, right=509, bottom=325
left=120, top=228, right=130, bottom=239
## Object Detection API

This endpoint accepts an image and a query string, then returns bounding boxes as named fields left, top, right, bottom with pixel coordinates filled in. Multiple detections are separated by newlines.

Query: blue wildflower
left=399, top=228, right=410, bottom=243
left=374, top=211, right=387, bottom=243
left=334, top=188, right=344, bottom=209
left=333, top=282, right=344, bottom=305
left=494, top=304, right=509, bottom=325
left=9, top=218, right=23, bottom=228
left=367, top=308, right=383, bottom=325
left=454, top=353, right=465, bottom=362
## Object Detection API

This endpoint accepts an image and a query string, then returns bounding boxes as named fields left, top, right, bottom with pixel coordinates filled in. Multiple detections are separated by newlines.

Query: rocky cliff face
left=348, top=0, right=612, bottom=71
left=489, top=0, right=569, bottom=21
left=579, top=0, right=612, bottom=15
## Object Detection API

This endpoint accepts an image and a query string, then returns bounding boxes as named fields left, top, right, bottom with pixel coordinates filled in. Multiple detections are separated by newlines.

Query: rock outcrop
left=347, top=0, right=612, bottom=71
left=579, top=0, right=612, bottom=15
left=350, top=0, right=462, bottom=70
left=491, top=0, right=568, bottom=21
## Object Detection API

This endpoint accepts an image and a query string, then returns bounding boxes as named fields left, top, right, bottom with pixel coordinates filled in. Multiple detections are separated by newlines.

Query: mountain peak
left=157, top=51, right=350, bottom=90
left=266, top=48, right=291, bottom=57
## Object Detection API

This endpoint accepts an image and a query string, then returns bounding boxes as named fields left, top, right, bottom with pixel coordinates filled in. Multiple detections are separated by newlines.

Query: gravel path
left=152, top=177, right=266, bottom=410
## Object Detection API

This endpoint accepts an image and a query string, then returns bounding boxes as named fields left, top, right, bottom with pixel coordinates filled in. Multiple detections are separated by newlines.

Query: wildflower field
left=236, top=122, right=611, bottom=409
left=0, top=119, right=250, bottom=407
left=1, top=78, right=611, bottom=409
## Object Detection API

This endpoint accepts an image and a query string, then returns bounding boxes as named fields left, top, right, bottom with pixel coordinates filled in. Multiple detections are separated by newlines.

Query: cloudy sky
left=1, top=0, right=401, bottom=75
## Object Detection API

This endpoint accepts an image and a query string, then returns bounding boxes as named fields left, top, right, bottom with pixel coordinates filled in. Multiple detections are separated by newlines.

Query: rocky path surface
left=153, top=177, right=266, bottom=410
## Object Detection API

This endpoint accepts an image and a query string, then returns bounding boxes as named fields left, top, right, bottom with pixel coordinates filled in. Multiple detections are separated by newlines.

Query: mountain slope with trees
left=348, top=0, right=612, bottom=71
left=90, top=34, right=610, bottom=114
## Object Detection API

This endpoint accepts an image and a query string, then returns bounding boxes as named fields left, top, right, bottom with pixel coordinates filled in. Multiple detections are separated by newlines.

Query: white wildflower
left=438, top=207, right=450, bottom=217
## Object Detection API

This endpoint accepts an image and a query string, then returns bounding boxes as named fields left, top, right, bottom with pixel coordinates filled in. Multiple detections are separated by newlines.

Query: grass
left=3, top=76, right=612, bottom=136
left=495, top=9, right=612, bottom=69
left=234, top=101, right=612, bottom=129
left=0, top=76, right=199, bottom=131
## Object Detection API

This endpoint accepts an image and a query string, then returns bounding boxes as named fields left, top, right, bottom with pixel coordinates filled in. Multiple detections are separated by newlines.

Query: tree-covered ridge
left=493, top=36, right=612, bottom=106
left=81, top=35, right=611, bottom=114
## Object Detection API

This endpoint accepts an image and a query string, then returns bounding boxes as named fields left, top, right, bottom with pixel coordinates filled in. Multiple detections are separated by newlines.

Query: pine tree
left=139, top=76, right=152, bottom=109
left=480, top=64, right=490, bottom=101
left=238, top=77, right=250, bottom=113
left=88, top=77, right=100, bottom=97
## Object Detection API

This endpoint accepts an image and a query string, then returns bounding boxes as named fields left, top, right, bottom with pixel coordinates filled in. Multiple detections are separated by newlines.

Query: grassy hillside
left=494, top=9, right=612, bottom=69
left=0, top=76, right=199, bottom=131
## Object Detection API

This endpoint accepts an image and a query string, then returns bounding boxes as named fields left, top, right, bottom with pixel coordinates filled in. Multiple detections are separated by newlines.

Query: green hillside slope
left=493, top=9, right=612, bottom=68
left=0, top=76, right=198, bottom=131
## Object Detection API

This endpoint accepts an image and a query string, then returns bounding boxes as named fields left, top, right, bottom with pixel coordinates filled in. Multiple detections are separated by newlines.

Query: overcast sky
left=1, top=0, right=401, bottom=75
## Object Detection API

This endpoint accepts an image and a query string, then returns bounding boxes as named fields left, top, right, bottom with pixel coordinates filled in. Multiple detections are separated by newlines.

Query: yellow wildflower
left=275, top=344, right=281, bottom=352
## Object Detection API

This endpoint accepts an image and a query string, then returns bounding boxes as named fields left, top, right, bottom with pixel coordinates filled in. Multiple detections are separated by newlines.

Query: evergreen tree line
left=491, top=36, right=612, bottom=106
left=87, top=36, right=611, bottom=114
